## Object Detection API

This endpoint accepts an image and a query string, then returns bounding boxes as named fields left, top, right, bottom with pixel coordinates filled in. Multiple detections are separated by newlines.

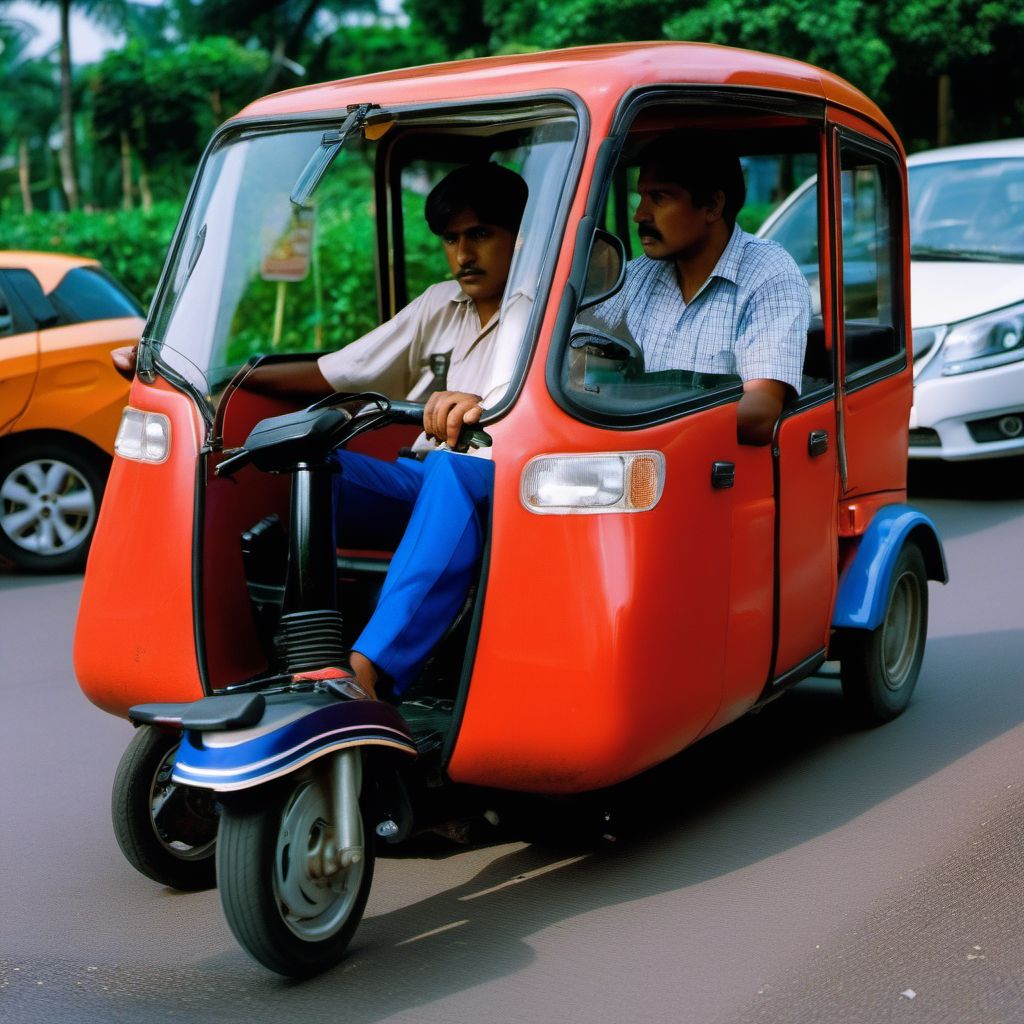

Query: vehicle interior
left=176, top=104, right=578, bottom=756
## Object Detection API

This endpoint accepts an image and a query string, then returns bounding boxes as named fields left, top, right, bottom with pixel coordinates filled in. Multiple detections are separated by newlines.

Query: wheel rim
left=274, top=778, right=365, bottom=942
left=0, top=458, right=96, bottom=556
left=149, top=743, right=218, bottom=861
left=880, top=570, right=923, bottom=690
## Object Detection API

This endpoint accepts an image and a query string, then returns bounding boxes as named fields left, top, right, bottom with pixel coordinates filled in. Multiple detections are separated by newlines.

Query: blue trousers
left=331, top=449, right=494, bottom=695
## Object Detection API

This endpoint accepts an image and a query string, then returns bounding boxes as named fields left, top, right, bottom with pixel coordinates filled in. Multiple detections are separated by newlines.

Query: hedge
left=1, top=204, right=182, bottom=308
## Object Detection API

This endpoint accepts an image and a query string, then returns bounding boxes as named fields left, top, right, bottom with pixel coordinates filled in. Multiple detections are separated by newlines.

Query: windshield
left=146, top=105, right=579, bottom=405
left=908, top=157, right=1024, bottom=261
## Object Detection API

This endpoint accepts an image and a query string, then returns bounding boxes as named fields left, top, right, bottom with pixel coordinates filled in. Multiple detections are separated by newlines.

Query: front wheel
left=217, top=770, right=375, bottom=977
left=839, top=543, right=929, bottom=725
left=111, top=725, right=218, bottom=890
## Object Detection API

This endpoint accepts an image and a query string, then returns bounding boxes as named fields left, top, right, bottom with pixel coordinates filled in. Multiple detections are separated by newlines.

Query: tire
left=0, top=438, right=108, bottom=573
left=111, top=726, right=218, bottom=890
left=840, top=543, right=929, bottom=725
left=217, top=769, right=375, bottom=978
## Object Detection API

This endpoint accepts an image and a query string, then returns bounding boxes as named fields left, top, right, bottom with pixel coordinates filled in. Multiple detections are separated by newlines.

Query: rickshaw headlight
left=521, top=452, right=665, bottom=514
left=941, top=301, right=1024, bottom=375
left=115, top=407, right=171, bottom=463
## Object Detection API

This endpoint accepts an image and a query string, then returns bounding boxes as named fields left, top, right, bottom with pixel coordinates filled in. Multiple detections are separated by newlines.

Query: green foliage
left=666, top=0, right=894, bottom=100
left=311, top=20, right=448, bottom=80
left=736, top=202, right=777, bottom=234
left=488, top=0, right=666, bottom=51
left=0, top=203, right=181, bottom=305
left=402, top=0, right=490, bottom=57
left=85, top=37, right=271, bottom=206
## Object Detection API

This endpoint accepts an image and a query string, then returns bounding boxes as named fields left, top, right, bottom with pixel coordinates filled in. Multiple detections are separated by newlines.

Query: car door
left=0, top=272, right=41, bottom=434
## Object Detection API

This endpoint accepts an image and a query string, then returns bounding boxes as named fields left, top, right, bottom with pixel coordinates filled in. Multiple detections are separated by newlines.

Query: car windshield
left=908, top=157, right=1024, bottom=262
left=146, top=104, right=579, bottom=407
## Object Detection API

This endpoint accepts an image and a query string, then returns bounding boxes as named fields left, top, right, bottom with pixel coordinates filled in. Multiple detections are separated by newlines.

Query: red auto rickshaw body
left=76, top=43, right=939, bottom=794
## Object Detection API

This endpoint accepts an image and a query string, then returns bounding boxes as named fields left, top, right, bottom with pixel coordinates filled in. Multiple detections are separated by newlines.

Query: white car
left=759, top=138, right=1024, bottom=460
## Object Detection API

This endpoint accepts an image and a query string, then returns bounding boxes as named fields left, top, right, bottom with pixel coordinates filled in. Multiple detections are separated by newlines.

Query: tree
left=882, top=0, right=1024, bottom=146
left=87, top=37, right=271, bottom=210
left=7, top=0, right=142, bottom=209
left=487, top=0, right=666, bottom=52
left=0, top=20, right=60, bottom=213
left=665, top=0, right=894, bottom=101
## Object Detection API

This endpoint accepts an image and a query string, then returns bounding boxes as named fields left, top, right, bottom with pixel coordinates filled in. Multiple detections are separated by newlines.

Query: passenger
left=114, top=163, right=529, bottom=699
left=593, top=130, right=811, bottom=444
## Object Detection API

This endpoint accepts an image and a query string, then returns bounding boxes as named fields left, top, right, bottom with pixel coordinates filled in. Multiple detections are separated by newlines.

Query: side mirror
left=578, top=229, right=626, bottom=311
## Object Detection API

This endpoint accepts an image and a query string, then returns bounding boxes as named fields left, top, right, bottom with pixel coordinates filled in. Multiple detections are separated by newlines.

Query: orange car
left=0, top=251, right=143, bottom=571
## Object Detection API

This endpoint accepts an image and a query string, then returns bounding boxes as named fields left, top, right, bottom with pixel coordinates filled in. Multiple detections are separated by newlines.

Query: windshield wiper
left=290, top=103, right=392, bottom=207
left=911, top=245, right=1024, bottom=263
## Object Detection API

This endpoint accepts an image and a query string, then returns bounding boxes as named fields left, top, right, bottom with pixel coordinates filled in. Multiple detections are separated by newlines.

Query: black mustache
left=637, top=223, right=663, bottom=241
left=457, top=267, right=484, bottom=278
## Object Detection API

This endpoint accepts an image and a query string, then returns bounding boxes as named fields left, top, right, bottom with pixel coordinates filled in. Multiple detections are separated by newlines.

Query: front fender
left=170, top=694, right=417, bottom=792
left=833, top=504, right=948, bottom=631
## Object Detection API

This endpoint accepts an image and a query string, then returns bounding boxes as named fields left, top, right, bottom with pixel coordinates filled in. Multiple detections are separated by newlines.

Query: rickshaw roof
left=237, top=41, right=895, bottom=141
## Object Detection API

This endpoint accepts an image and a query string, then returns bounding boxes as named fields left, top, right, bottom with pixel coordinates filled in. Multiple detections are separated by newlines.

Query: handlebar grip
left=387, top=400, right=425, bottom=424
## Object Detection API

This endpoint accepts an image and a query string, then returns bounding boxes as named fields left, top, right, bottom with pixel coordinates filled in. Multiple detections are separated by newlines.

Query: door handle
left=808, top=430, right=830, bottom=457
left=711, top=461, right=735, bottom=489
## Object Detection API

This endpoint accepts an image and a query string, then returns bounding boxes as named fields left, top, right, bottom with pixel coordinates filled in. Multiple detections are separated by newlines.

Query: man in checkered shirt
left=594, top=130, right=812, bottom=445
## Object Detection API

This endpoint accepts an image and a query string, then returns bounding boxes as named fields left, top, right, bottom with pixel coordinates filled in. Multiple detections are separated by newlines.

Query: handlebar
left=215, top=393, right=493, bottom=480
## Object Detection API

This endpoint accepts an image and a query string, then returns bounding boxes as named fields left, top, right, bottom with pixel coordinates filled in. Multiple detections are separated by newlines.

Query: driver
left=114, top=163, right=529, bottom=700
left=593, top=130, right=811, bottom=444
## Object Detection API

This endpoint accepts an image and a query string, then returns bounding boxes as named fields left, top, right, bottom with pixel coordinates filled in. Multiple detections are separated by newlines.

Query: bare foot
left=350, top=651, right=378, bottom=699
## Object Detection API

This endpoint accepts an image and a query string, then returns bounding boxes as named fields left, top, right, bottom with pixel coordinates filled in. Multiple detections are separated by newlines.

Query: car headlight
left=911, top=326, right=945, bottom=361
left=941, top=301, right=1024, bottom=376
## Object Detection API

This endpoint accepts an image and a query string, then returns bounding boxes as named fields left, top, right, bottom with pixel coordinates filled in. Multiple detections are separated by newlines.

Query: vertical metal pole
left=285, top=463, right=337, bottom=613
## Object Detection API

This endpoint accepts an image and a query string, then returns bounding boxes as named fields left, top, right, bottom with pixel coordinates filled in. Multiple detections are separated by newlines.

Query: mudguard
left=171, top=692, right=417, bottom=792
left=832, top=504, right=948, bottom=631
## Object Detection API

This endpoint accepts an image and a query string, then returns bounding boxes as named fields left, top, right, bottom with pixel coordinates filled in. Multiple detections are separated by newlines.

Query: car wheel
left=839, top=543, right=929, bottom=725
left=0, top=439, right=107, bottom=573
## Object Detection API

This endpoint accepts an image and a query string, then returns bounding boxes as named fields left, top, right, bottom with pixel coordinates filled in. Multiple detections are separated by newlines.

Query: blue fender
left=171, top=693, right=417, bottom=792
left=832, top=504, right=948, bottom=631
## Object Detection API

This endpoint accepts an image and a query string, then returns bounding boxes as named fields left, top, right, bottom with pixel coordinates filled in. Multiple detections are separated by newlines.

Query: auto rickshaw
left=74, top=42, right=947, bottom=977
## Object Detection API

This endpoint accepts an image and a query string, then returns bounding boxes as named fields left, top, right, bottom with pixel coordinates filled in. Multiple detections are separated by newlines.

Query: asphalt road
left=2, top=459, right=1024, bottom=1024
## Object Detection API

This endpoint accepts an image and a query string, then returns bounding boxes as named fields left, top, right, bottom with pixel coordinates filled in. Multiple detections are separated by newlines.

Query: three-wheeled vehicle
left=75, top=42, right=947, bottom=977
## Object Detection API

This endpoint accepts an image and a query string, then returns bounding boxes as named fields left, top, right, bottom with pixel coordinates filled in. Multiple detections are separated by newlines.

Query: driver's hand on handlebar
left=423, top=391, right=483, bottom=449
left=111, top=344, right=139, bottom=381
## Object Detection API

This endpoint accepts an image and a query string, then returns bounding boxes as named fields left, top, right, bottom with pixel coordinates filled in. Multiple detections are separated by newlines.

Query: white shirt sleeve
left=317, top=287, right=436, bottom=397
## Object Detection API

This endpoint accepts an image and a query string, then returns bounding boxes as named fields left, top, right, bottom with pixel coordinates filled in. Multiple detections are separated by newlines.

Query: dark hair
left=637, top=131, right=747, bottom=229
left=424, top=163, right=529, bottom=236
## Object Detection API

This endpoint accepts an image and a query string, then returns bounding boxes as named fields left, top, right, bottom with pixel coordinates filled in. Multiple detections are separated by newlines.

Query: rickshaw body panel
left=448, top=397, right=780, bottom=793
left=74, top=379, right=204, bottom=716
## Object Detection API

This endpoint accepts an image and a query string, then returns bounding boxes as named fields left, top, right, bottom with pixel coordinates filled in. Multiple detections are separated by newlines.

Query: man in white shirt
left=113, top=163, right=528, bottom=700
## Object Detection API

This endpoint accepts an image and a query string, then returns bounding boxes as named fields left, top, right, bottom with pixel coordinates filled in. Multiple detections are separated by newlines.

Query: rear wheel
left=840, top=543, right=928, bottom=724
left=111, top=725, right=218, bottom=890
left=0, top=439, right=107, bottom=572
left=217, top=771, right=374, bottom=977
